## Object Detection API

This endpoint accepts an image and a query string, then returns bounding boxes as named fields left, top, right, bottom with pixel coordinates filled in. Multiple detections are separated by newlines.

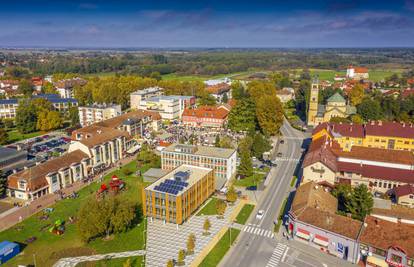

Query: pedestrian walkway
left=241, top=224, right=275, bottom=239
left=53, top=250, right=146, bottom=267
left=273, top=157, right=301, bottom=162
left=145, top=203, right=237, bottom=267
left=266, top=243, right=288, bottom=267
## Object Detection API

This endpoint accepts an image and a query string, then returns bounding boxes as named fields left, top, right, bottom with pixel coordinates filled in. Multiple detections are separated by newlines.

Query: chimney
left=378, top=120, right=382, bottom=126
left=402, top=123, right=406, bottom=127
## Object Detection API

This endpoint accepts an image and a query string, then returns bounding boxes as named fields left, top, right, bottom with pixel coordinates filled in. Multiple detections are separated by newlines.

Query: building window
left=373, top=247, right=386, bottom=257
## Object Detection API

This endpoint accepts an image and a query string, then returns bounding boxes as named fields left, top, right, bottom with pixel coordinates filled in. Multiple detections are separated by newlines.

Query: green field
left=199, top=228, right=240, bottom=267
left=197, top=197, right=220, bottom=216
left=77, top=256, right=144, bottom=267
left=235, top=204, right=255, bottom=225
left=0, top=160, right=150, bottom=267
left=6, top=129, right=44, bottom=144
left=308, top=68, right=404, bottom=82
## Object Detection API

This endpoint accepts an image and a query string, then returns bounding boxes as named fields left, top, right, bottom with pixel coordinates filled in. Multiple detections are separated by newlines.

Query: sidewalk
left=53, top=250, right=146, bottom=267
left=0, top=156, right=136, bottom=231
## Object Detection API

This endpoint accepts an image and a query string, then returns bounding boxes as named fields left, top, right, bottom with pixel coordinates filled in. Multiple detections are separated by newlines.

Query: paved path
left=0, top=155, right=136, bottom=231
left=145, top=202, right=237, bottom=267
left=53, top=250, right=146, bottom=267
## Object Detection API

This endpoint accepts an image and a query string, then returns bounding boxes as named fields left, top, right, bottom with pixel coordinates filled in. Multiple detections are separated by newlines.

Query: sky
left=1, top=0, right=414, bottom=48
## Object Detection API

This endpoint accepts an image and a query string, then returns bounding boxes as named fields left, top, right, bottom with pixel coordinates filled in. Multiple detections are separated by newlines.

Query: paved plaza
left=145, top=201, right=237, bottom=267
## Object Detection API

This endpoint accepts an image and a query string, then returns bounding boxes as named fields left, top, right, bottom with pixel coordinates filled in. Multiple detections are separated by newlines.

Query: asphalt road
left=220, top=120, right=306, bottom=267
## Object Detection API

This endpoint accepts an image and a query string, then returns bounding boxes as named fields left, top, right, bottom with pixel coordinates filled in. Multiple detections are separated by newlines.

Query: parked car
left=256, top=210, right=265, bottom=220
left=246, top=185, right=257, bottom=191
left=280, top=139, right=284, bottom=144
left=277, top=152, right=283, bottom=157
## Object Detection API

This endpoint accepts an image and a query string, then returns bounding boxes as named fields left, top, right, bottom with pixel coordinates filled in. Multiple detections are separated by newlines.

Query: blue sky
left=0, top=0, right=414, bottom=48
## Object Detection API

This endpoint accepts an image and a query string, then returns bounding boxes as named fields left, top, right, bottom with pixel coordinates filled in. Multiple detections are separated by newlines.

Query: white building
left=130, top=87, right=164, bottom=110
left=78, top=103, right=122, bottom=127
left=161, top=144, right=237, bottom=189
left=135, top=95, right=195, bottom=120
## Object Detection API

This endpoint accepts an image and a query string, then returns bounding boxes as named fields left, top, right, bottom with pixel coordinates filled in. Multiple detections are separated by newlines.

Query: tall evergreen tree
left=345, top=184, right=373, bottom=221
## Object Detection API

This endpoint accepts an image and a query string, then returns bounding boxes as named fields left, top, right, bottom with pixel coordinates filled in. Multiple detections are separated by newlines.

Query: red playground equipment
left=96, top=175, right=125, bottom=198
left=109, top=175, right=125, bottom=192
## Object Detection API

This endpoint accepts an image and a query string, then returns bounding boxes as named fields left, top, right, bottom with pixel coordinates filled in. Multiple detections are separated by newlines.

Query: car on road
left=256, top=210, right=265, bottom=220
left=280, top=139, right=284, bottom=144
left=246, top=185, right=257, bottom=191
left=277, top=152, right=283, bottom=157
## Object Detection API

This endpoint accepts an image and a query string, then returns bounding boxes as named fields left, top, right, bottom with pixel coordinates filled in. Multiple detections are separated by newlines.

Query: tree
left=226, top=186, right=238, bottom=203
left=215, top=135, right=220, bottom=147
left=199, top=94, right=216, bottom=106
left=69, top=106, right=80, bottom=126
left=186, top=233, right=196, bottom=255
left=18, top=79, right=34, bottom=97
left=349, top=84, right=364, bottom=106
left=42, top=81, right=56, bottom=94
left=295, top=80, right=310, bottom=120
left=203, top=218, right=211, bottom=235
left=332, top=184, right=352, bottom=213
left=0, top=120, right=8, bottom=145
left=15, top=100, right=38, bottom=134
left=238, top=147, right=253, bottom=177
left=177, top=249, right=186, bottom=265
left=251, top=133, right=271, bottom=159
left=77, top=196, right=137, bottom=242
left=37, top=110, right=62, bottom=131
left=228, top=99, right=257, bottom=132
left=137, top=144, right=161, bottom=167
left=222, top=92, right=228, bottom=103
left=216, top=199, right=227, bottom=217
left=351, top=114, right=364, bottom=124
left=166, top=259, right=174, bottom=267
left=255, top=94, right=284, bottom=136
left=231, top=81, right=245, bottom=100
left=150, top=71, right=162, bottom=81
left=345, top=184, right=373, bottom=221
left=0, top=170, right=7, bottom=198
left=123, top=259, right=132, bottom=267
left=219, top=136, right=233, bottom=149
left=357, top=98, right=383, bottom=121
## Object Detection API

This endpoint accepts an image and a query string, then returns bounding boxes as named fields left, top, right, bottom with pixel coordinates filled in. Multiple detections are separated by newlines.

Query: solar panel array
left=154, top=179, right=189, bottom=195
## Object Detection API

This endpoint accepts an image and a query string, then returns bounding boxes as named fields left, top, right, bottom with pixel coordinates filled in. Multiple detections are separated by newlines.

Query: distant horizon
left=1, top=0, right=413, bottom=47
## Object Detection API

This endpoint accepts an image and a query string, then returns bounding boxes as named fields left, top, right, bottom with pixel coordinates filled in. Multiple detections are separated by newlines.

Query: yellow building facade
left=312, top=121, right=414, bottom=152
left=142, top=165, right=215, bottom=224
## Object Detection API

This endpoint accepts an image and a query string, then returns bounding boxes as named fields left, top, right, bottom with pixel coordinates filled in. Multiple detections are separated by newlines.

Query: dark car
left=246, top=185, right=257, bottom=191
left=280, top=139, right=285, bottom=144
left=277, top=152, right=283, bottom=157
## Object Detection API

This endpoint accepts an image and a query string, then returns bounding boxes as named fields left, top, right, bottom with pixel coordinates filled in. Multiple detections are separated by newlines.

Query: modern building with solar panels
left=142, top=164, right=215, bottom=224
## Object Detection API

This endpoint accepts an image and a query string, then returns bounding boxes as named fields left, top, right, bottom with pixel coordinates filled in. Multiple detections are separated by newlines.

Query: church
left=307, top=78, right=356, bottom=126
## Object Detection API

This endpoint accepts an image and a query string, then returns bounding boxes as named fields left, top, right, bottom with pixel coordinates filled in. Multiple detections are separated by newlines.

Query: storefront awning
left=313, top=234, right=329, bottom=247
left=367, top=256, right=389, bottom=267
left=296, top=228, right=310, bottom=240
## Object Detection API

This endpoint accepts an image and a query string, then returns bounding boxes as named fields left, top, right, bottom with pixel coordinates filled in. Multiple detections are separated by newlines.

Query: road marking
left=266, top=244, right=288, bottom=267
left=281, top=247, right=289, bottom=262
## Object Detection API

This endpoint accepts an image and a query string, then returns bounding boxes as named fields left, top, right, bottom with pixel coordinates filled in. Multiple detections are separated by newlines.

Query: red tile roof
left=182, top=106, right=229, bottom=120
left=206, top=83, right=230, bottom=95
left=360, top=216, right=414, bottom=258
left=313, top=121, right=414, bottom=140
left=365, top=121, right=414, bottom=139
left=393, top=184, right=414, bottom=197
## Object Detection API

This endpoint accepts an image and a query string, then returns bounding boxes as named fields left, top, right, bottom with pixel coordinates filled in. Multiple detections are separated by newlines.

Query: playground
left=0, top=160, right=151, bottom=267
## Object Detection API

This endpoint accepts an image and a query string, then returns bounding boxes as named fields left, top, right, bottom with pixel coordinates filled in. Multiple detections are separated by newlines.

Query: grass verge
left=76, top=256, right=144, bottom=267
left=290, top=176, right=297, bottom=187
left=274, top=198, right=288, bottom=233
left=233, top=172, right=265, bottom=188
left=235, top=204, right=255, bottom=225
left=199, top=228, right=240, bottom=267
left=196, top=197, right=219, bottom=216
left=6, top=129, right=44, bottom=144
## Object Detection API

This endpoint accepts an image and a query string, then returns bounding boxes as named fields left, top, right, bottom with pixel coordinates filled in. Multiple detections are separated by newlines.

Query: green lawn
left=233, top=172, right=266, bottom=188
left=199, top=228, right=240, bottom=267
left=290, top=176, right=297, bottom=187
left=308, top=68, right=404, bottom=82
left=235, top=204, right=255, bottom=225
left=197, top=197, right=219, bottom=216
left=0, top=160, right=151, bottom=267
left=6, top=129, right=44, bottom=144
left=161, top=73, right=209, bottom=81
left=77, top=256, right=144, bottom=267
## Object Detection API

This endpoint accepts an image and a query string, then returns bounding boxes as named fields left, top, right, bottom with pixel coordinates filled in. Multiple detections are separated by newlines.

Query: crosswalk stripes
left=266, top=243, right=288, bottom=267
left=242, top=225, right=275, bottom=239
